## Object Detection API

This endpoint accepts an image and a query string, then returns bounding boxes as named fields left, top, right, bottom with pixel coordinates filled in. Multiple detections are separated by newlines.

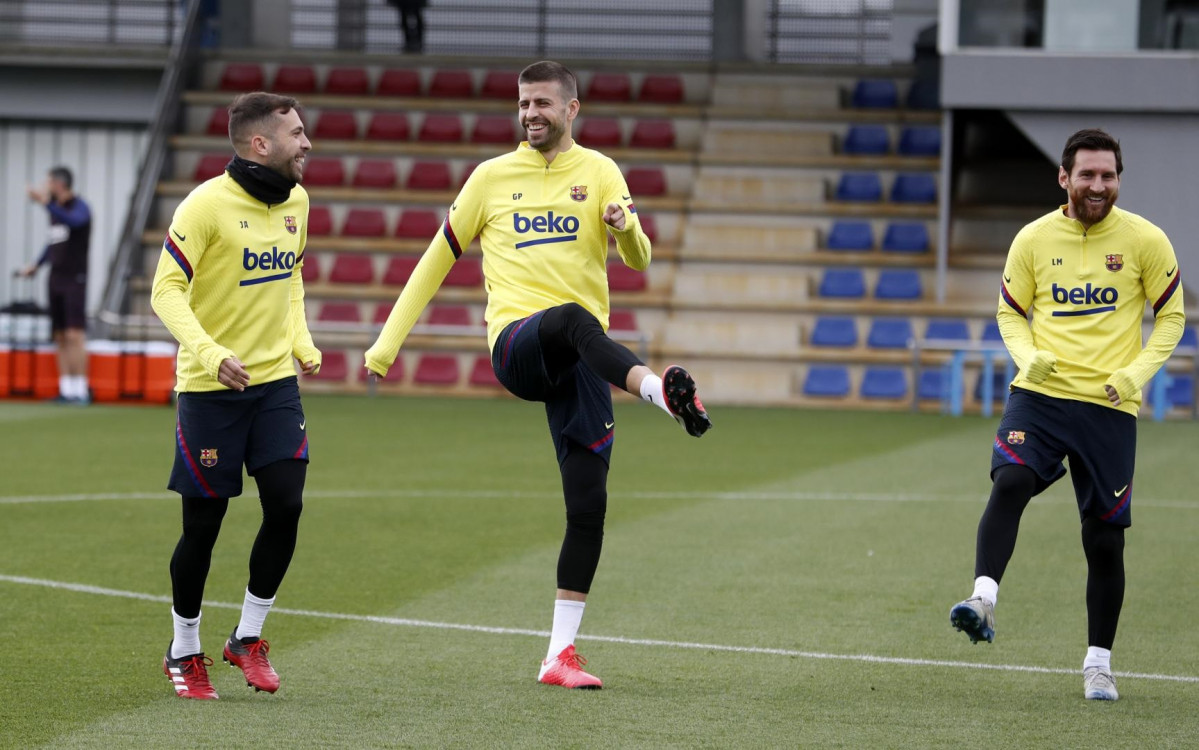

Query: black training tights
left=973, top=464, right=1038, bottom=581
left=170, top=460, right=306, bottom=618
left=538, top=302, right=644, bottom=390
left=556, top=448, right=609, bottom=594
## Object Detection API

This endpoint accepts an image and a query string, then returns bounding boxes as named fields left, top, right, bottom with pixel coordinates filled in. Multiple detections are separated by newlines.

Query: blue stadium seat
left=875, top=270, right=922, bottom=300
left=975, top=370, right=1009, bottom=402
left=851, top=79, right=898, bottom=108
left=843, top=125, right=890, bottom=155
left=981, top=321, right=1003, bottom=342
left=810, top=317, right=858, bottom=347
left=861, top=367, right=908, bottom=399
left=835, top=173, right=883, bottom=202
left=804, top=366, right=851, bottom=397
left=827, top=220, right=874, bottom=250
left=1168, top=374, right=1195, bottom=407
left=924, top=319, right=971, bottom=341
left=918, top=369, right=945, bottom=400
left=819, top=268, right=866, bottom=298
left=867, top=318, right=914, bottom=348
left=890, top=173, right=937, bottom=203
left=1180, top=326, right=1198, bottom=350
left=898, top=126, right=942, bottom=156
left=882, top=222, right=930, bottom=252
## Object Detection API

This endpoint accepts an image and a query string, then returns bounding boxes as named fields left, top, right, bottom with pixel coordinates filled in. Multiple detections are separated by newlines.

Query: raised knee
left=993, top=464, right=1037, bottom=499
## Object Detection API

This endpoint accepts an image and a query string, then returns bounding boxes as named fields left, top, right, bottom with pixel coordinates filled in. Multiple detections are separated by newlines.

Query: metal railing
left=0, top=0, right=186, bottom=47
left=767, top=0, right=893, bottom=65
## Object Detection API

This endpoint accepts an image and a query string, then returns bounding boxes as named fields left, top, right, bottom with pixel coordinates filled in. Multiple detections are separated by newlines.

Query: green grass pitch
left=1, top=395, right=1197, bottom=748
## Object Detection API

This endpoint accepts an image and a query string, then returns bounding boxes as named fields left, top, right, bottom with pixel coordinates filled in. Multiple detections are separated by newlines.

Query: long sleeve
left=602, top=159, right=651, bottom=271
left=289, top=257, right=321, bottom=371
left=363, top=239, right=455, bottom=376
left=996, top=229, right=1038, bottom=370
left=46, top=199, right=91, bottom=228
left=150, top=239, right=236, bottom=380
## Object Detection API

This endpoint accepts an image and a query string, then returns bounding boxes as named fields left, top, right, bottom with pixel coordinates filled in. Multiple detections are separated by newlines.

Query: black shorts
left=48, top=277, right=86, bottom=332
left=492, top=312, right=614, bottom=467
left=991, top=388, right=1136, bottom=526
left=169, top=376, right=308, bottom=499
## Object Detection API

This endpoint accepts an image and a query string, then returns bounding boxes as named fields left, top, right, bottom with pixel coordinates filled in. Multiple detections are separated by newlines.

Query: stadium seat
left=975, top=370, right=1009, bottom=402
left=625, top=167, right=667, bottom=196
left=882, top=222, right=930, bottom=252
left=352, top=159, right=398, bottom=189
left=982, top=321, right=1003, bottom=342
left=861, top=367, right=908, bottom=399
left=842, top=125, right=890, bottom=155
left=851, top=79, right=898, bottom=108
left=360, top=353, right=404, bottom=383
left=875, top=270, right=922, bottom=300
left=272, top=65, right=317, bottom=94
left=325, top=67, right=370, bottom=96
left=924, top=319, right=971, bottom=341
left=586, top=72, right=632, bottom=102
left=629, top=119, right=675, bottom=149
left=1168, top=374, right=1195, bottom=407
left=373, top=301, right=395, bottom=324
left=803, top=366, right=851, bottom=397
left=406, top=161, right=453, bottom=191
left=414, top=354, right=460, bottom=385
left=890, top=173, right=937, bottom=203
left=638, top=74, right=685, bottom=103
left=205, top=107, right=229, bottom=136
left=193, top=153, right=228, bottom=181
left=918, top=369, right=945, bottom=400
left=469, top=355, right=501, bottom=387
left=458, top=162, right=478, bottom=188
left=307, top=205, right=333, bottom=236
left=340, top=207, right=388, bottom=238
left=383, top=256, right=419, bottom=286
left=577, top=118, right=623, bottom=147
left=867, top=318, right=914, bottom=348
left=300, top=254, right=320, bottom=283
left=428, top=69, right=473, bottom=98
left=638, top=214, right=658, bottom=242
left=303, top=157, right=345, bottom=186
left=1179, top=326, right=1198, bottom=350
left=480, top=70, right=519, bottom=100
left=418, top=113, right=464, bottom=143
left=396, top=209, right=441, bottom=239
left=827, top=220, right=874, bottom=250
left=313, top=110, right=358, bottom=140
left=377, top=68, right=422, bottom=97
left=328, top=254, right=375, bottom=284
left=607, top=261, right=647, bottom=292
left=835, top=173, right=883, bottom=202
left=608, top=308, right=637, bottom=331
left=365, top=112, right=411, bottom=142
left=471, top=115, right=516, bottom=144
left=819, top=268, right=866, bottom=298
left=444, top=257, right=484, bottom=287
left=310, top=350, right=348, bottom=381
left=427, top=305, right=472, bottom=327
left=898, top=126, right=942, bottom=156
left=318, top=302, right=362, bottom=323
left=809, top=317, right=858, bottom=347
left=906, top=78, right=939, bottom=110
left=219, top=63, right=263, bottom=92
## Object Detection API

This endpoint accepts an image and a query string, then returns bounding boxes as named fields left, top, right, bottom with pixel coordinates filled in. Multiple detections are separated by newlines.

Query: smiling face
left=1059, top=148, right=1119, bottom=228
left=518, top=79, right=578, bottom=160
left=261, top=108, right=311, bottom=183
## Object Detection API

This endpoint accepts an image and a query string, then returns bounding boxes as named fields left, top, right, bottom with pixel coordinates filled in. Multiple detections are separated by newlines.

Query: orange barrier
left=88, top=341, right=177, bottom=404
left=1, top=344, right=59, bottom=399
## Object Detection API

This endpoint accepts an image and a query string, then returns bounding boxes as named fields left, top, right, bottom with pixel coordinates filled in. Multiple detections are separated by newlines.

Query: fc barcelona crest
left=1006, top=431, right=1025, bottom=445
left=569, top=185, right=588, bottom=202
left=284, top=216, right=297, bottom=235
left=200, top=448, right=219, bottom=468
left=1105, top=254, right=1123, bottom=272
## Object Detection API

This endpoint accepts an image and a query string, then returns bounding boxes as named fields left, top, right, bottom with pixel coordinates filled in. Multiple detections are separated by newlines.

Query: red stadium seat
left=480, top=70, right=519, bottom=100
left=469, top=355, right=501, bottom=387
left=303, top=157, right=345, bottom=186
left=383, top=256, right=419, bottom=285
left=607, top=261, right=647, bottom=292
left=309, top=350, right=348, bottom=381
left=406, top=161, right=452, bottom=191
left=638, top=213, right=658, bottom=242
left=577, top=118, right=622, bottom=147
left=471, top=115, right=516, bottom=144
left=340, top=208, right=388, bottom=237
left=458, top=162, right=478, bottom=188
left=377, top=69, right=422, bottom=97
left=625, top=167, right=667, bottom=196
left=325, top=67, right=369, bottom=96
left=608, top=308, right=637, bottom=331
left=418, top=113, right=464, bottom=143
left=352, top=159, right=398, bottom=189
left=428, top=69, right=473, bottom=98
left=205, top=107, right=229, bottom=136
left=317, top=302, right=362, bottom=323
left=373, top=301, right=395, bottom=324
left=365, top=112, right=410, bottom=142
left=629, top=119, right=675, bottom=149
left=414, top=354, right=460, bottom=385
left=313, top=110, right=358, bottom=140
left=444, top=257, right=483, bottom=287
left=219, top=63, right=263, bottom=92
left=307, top=205, right=333, bottom=236
left=587, top=72, right=632, bottom=102
left=638, top=74, right=685, bottom=103
left=193, top=153, right=228, bottom=181
left=328, top=254, right=375, bottom=284
left=272, top=65, right=317, bottom=94
left=427, top=305, right=472, bottom=327
left=360, top=353, right=404, bottom=383
left=396, top=209, right=441, bottom=239
left=300, top=254, right=321, bottom=283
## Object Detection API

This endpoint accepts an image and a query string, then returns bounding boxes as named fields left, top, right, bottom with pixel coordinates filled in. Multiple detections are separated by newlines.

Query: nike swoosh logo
left=299, top=421, right=306, bottom=431
left=1167, top=266, right=1177, bottom=277
left=1003, top=275, right=1012, bottom=284
left=604, top=422, right=615, bottom=430
left=621, top=195, right=630, bottom=201
left=172, top=229, right=186, bottom=242
left=1113, top=484, right=1128, bottom=497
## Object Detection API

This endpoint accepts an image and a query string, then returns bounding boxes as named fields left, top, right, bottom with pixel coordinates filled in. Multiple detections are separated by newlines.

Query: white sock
left=59, top=374, right=72, bottom=399
left=1084, top=646, right=1112, bottom=672
left=971, top=576, right=999, bottom=607
left=235, top=589, right=276, bottom=641
left=70, top=375, right=88, bottom=399
left=170, top=608, right=202, bottom=658
left=638, top=373, right=672, bottom=415
left=544, top=599, right=586, bottom=663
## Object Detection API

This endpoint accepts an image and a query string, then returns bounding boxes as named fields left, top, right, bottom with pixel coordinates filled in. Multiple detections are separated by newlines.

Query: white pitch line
left=1, top=573, right=1196, bottom=685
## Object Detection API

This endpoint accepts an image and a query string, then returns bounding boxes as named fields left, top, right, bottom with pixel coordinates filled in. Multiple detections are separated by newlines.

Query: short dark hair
left=1061, top=128, right=1122, bottom=176
left=518, top=60, right=578, bottom=101
left=227, top=92, right=301, bottom=151
left=48, top=166, right=73, bottom=190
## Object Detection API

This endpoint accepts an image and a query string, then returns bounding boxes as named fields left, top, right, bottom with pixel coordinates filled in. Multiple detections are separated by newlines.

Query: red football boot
left=163, top=647, right=219, bottom=700
left=662, top=365, right=712, bottom=437
left=223, top=629, right=280, bottom=693
left=538, top=645, right=603, bottom=689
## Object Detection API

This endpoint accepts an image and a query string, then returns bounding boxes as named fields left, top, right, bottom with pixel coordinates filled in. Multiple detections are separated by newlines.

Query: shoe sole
left=663, top=366, right=711, bottom=438
left=949, top=604, right=994, bottom=644
left=223, top=650, right=279, bottom=693
left=1085, top=691, right=1119, bottom=701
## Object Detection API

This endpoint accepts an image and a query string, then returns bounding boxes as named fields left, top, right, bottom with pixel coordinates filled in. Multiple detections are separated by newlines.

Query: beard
left=523, top=117, right=565, bottom=152
left=268, top=148, right=304, bottom=183
left=1069, top=185, right=1117, bottom=226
